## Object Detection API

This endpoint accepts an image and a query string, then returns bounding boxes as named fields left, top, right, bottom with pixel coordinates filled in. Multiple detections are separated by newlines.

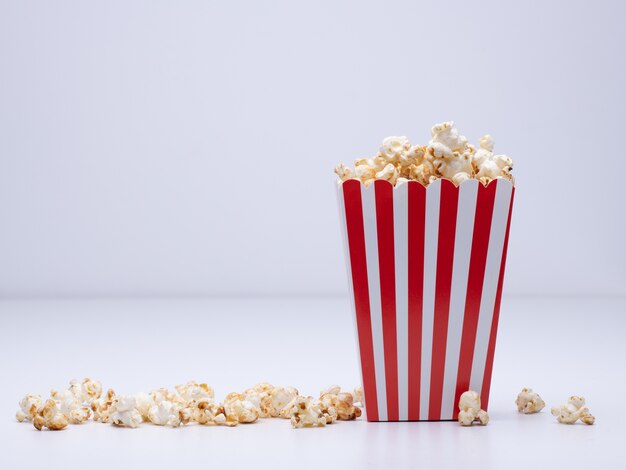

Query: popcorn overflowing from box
left=335, top=121, right=513, bottom=187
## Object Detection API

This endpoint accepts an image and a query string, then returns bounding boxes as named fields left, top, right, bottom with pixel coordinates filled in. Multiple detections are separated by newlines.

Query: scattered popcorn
left=458, top=390, right=489, bottom=426
left=335, top=122, right=514, bottom=187
left=17, top=380, right=362, bottom=430
left=516, top=388, right=546, bottom=414
left=289, top=396, right=328, bottom=428
left=551, top=396, right=595, bottom=425
left=33, top=399, right=69, bottom=431
left=110, top=395, right=143, bottom=428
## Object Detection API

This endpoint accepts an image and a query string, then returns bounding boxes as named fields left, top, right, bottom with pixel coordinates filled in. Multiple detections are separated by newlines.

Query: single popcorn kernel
left=148, top=400, right=186, bottom=427
left=81, top=378, right=102, bottom=404
left=551, top=396, right=595, bottom=425
left=515, top=388, right=545, bottom=414
left=16, top=394, right=42, bottom=422
left=33, top=399, right=69, bottom=431
left=458, top=391, right=489, bottom=426
left=319, top=385, right=361, bottom=421
left=110, top=395, right=142, bottom=428
left=290, top=396, right=327, bottom=428
left=50, top=387, right=91, bottom=424
left=92, top=388, right=116, bottom=423
left=223, top=392, right=259, bottom=424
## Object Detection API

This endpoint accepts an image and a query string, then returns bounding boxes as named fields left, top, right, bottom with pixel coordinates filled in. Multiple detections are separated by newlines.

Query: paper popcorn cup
left=337, top=178, right=515, bottom=421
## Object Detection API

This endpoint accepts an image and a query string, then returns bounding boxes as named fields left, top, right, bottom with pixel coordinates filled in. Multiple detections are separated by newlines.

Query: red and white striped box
left=337, top=178, right=515, bottom=421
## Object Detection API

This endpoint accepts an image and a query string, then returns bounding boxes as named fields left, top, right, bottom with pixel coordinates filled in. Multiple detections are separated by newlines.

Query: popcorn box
left=337, top=178, right=514, bottom=421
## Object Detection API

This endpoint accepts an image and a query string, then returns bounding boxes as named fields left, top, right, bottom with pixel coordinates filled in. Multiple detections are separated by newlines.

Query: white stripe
left=361, top=183, right=388, bottom=421
left=420, top=179, right=441, bottom=419
left=336, top=182, right=365, bottom=406
left=440, top=180, right=478, bottom=419
left=393, top=183, right=409, bottom=421
left=469, top=181, right=513, bottom=393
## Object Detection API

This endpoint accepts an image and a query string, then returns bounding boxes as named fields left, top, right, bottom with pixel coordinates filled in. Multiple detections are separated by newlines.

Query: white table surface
left=1, top=296, right=623, bottom=469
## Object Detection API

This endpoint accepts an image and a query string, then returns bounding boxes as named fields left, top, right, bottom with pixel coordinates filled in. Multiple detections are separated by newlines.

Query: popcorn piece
left=379, top=136, right=411, bottom=162
left=452, top=172, right=471, bottom=186
left=479, top=134, right=494, bottom=152
left=16, top=394, right=42, bottom=422
left=429, top=121, right=468, bottom=153
left=148, top=400, right=185, bottom=427
left=192, top=399, right=237, bottom=426
left=223, top=392, right=259, bottom=424
left=51, top=388, right=91, bottom=424
left=134, top=392, right=154, bottom=421
left=458, top=390, right=489, bottom=426
left=92, top=388, right=116, bottom=423
left=150, top=388, right=179, bottom=405
left=262, top=386, right=298, bottom=418
left=375, top=163, right=399, bottom=185
left=334, top=163, right=355, bottom=182
left=551, top=396, right=595, bottom=425
left=33, top=399, right=69, bottom=431
left=319, top=385, right=362, bottom=421
left=515, top=387, right=545, bottom=414
left=175, top=381, right=214, bottom=405
left=110, top=395, right=142, bottom=428
left=81, top=378, right=102, bottom=404
left=290, top=396, right=328, bottom=428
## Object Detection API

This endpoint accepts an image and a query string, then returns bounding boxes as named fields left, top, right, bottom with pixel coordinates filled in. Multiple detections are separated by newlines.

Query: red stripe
left=342, top=180, right=379, bottom=422
left=481, top=184, right=515, bottom=410
left=374, top=180, right=399, bottom=421
left=428, top=180, right=459, bottom=420
left=407, top=182, right=426, bottom=420
left=452, top=182, right=497, bottom=419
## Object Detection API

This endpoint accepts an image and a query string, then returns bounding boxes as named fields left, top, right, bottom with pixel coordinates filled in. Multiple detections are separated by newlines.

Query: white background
left=1, top=1, right=625, bottom=469
left=1, top=0, right=625, bottom=298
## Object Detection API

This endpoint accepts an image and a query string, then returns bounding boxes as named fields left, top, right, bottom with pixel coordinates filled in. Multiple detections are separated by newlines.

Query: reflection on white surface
left=0, top=296, right=624, bottom=469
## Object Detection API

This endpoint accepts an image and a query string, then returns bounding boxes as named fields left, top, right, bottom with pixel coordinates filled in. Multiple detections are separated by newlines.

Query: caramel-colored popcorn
left=319, top=385, right=362, bottom=421
left=551, top=396, right=595, bottom=425
left=458, top=391, right=489, bottom=426
left=33, top=399, right=69, bottom=431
